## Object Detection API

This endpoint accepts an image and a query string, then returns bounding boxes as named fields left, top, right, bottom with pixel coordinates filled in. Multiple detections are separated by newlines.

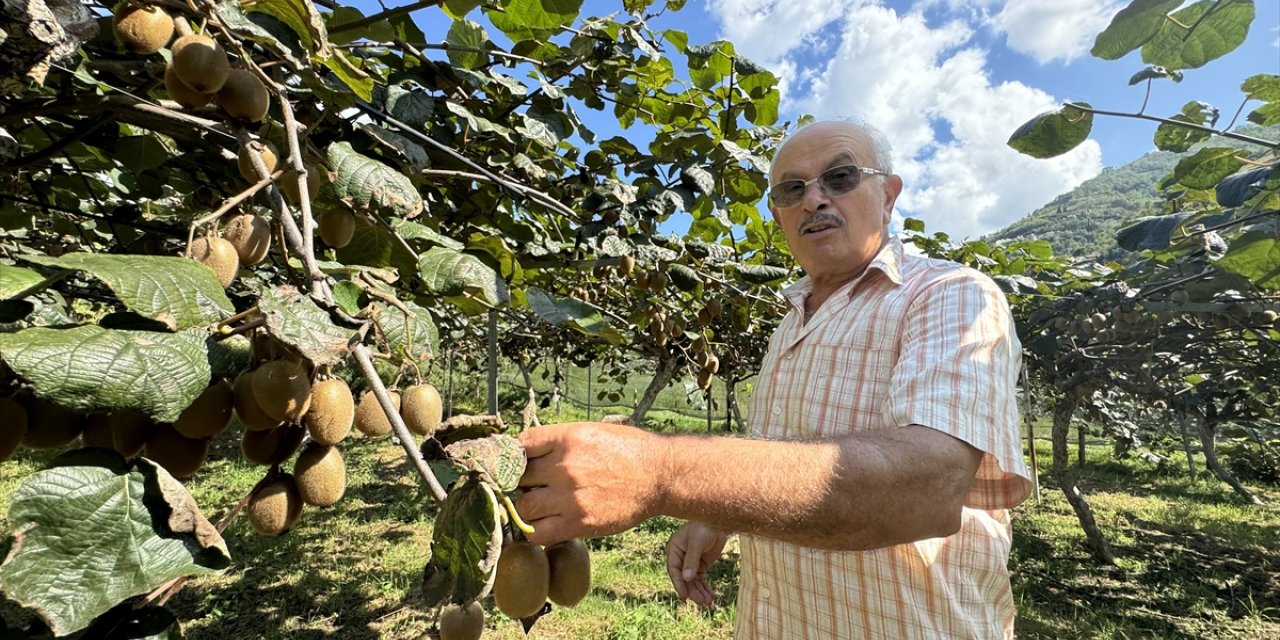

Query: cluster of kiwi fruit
left=352, top=382, right=443, bottom=439
left=437, top=538, right=591, bottom=640
left=112, top=3, right=270, bottom=121
left=232, top=357, right=356, bottom=534
left=633, top=267, right=669, bottom=293
left=185, top=209, right=271, bottom=289
left=690, top=335, right=720, bottom=391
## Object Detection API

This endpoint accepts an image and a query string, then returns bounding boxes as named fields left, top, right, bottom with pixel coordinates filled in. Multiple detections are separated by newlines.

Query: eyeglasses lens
left=770, top=165, right=863, bottom=207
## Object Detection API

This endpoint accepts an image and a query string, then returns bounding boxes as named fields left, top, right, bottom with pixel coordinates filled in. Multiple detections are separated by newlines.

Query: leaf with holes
left=328, top=141, right=423, bottom=218
left=256, top=285, right=352, bottom=366
left=0, top=450, right=230, bottom=636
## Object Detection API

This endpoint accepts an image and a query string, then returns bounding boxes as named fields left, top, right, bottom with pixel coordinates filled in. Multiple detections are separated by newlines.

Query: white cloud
left=989, top=0, right=1125, bottom=64
left=708, top=1, right=1103, bottom=240
left=705, top=0, right=849, bottom=64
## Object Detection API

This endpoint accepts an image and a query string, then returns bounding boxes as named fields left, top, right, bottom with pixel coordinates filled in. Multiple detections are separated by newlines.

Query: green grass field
left=0, top=401, right=1276, bottom=639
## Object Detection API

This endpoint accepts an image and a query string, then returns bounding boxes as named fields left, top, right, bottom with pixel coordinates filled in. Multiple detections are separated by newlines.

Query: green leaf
left=398, top=220, right=465, bottom=250
left=332, top=280, right=365, bottom=316
left=116, top=135, right=170, bottom=173
left=903, top=218, right=926, bottom=233
left=255, top=285, right=351, bottom=366
left=0, top=450, right=229, bottom=636
left=379, top=300, right=438, bottom=364
left=442, top=434, right=526, bottom=493
left=1091, top=0, right=1182, bottom=59
left=0, top=265, right=44, bottom=298
left=1248, top=103, right=1280, bottom=126
left=687, top=41, right=734, bottom=90
left=327, top=141, right=424, bottom=218
left=1154, top=115, right=1212, bottom=152
left=1170, top=147, right=1245, bottom=190
left=418, top=247, right=509, bottom=308
left=1116, top=212, right=1193, bottom=251
left=1128, top=65, right=1183, bottom=85
left=1142, top=0, right=1254, bottom=71
left=489, top=0, right=583, bottom=40
left=446, top=19, right=488, bottom=69
left=22, top=253, right=234, bottom=330
left=736, top=263, right=791, bottom=284
left=326, top=7, right=395, bottom=45
left=249, top=0, right=331, bottom=55
left=321, top=50, right=375, bottom=102
left=1242, top=73, right=1280, bottom=101
left=1215, top=231, right=1280, bottom=290
left=385, top=86, right=434, bottom=127
left=421, top=476, right=502, bottom=607
left=214, top=0, right=303, bottom=66
left=668, top=263, right=701, bottom=291
left=0, top=326, right=210, bottom=422
left=334, top=215, right=420, bottom=275
left=1007, top=103, right=1094, bottom=159
left=442, top=0, right=483, bottom=19
left=1216, top=167, right=1274, bottom=207
left=525, top=287, right=623, bottom=344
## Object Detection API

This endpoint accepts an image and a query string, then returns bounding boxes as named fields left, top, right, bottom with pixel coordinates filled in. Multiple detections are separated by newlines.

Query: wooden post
left=487, top=310, right=498, bottom=415
left=1020, top=366, right=1041, bottom=502
left=586, top=362, right=593, bottom=421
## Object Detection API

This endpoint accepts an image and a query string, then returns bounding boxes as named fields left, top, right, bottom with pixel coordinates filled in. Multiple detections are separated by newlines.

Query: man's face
left=769, top=122, right=902, bottom=287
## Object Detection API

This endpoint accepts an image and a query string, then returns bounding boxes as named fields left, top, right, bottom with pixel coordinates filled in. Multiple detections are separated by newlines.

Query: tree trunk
left=1052, top=392, right=1115, bottom=564
left=552, top=356, right=562, bottom=420
left=1020, top=366, right=1041, bottom=502
left=1178, top=411, right=1197, bottom=480
left=1197, top=416, right=1262, bottom=504
left=519, top=362, right=540, bottom=432
left=728, top=377, right=747, bottom=432
left=486, top=310, right=498, bottom=415
left=1076, top=419, right=1086, bottom=467
left=445, top=348, right=455, bottom=419
left=629, top=355, right=676, bottom=426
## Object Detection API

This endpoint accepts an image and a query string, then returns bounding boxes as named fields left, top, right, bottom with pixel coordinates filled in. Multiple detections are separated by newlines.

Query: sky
left=671, top=0, right=1280, bottom=240
left=360, top=0, right=1279, bottom=241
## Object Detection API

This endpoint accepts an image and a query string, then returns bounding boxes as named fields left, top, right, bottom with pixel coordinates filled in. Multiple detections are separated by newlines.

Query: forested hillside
left=989, top=123, right=1278, bottom=261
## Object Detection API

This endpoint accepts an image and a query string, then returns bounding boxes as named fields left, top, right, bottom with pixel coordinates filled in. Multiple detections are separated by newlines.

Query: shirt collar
left=781, top=236, right=906, bottom=313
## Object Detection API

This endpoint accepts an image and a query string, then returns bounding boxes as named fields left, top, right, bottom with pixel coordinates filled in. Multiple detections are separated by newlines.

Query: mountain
left=988, top=124, right=1279, bottom=261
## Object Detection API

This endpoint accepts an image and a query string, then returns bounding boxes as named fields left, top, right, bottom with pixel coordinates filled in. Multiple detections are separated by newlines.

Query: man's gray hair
left=774, top=117, right=895, bottom=176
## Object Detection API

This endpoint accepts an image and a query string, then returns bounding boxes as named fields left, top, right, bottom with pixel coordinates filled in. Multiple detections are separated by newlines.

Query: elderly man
left=516, top=119, right=1032, bottom=638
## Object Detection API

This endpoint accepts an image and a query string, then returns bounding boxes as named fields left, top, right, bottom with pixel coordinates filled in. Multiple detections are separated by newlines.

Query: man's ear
left=881, top=175, right=903, bottom=225
left=769, top=205, right=780, bottom=224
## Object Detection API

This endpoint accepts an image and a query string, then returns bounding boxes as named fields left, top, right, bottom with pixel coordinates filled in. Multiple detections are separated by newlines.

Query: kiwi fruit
left=0, top=398, right=29, bottom=461
left=251, top=360, right=312, bottom=423
left=171, top=34, right=229, bottom=94
left=215, top=69, right=270, bottom=122
left=246, top=474, right=303, bottom=535
left=281, top=164, right=323, bottom=205
left=493, top=541, right=550, bottom=620
left=222, top=212, right=271, bottom=265
left=354, top=390, right=400, bottom=436
left=237, top=140, right=279, bottom=183
left=617, top=255, right=635, bottom=277
left=702, top=354, right=720, bottom=375
left=113, top=4, right=173, bottom=54
left=144, top=423, right=210, bottom=479
left=164, top=63, right=211, bottom=109
left=546, top=538, right=591, bottom=607
left=232, top=371, right=284, bottom=431
left=187, top=236, right=239, bottom=289
left=438, top=602, right=484, bottom=640
left=81, top=415, right=115, bottom=449
left=174, top=378, right=234, bottom=438
left=20, top=396, right=85, bottom=449
left=318, top=208, right=356, bottom=248
left=293, top=444, right=345, bottom=507
left=110, top=411, right=154, bottom=457
left=241, top=423, right=305, bottom=466
left=304, top=378, right=354, bottom=445
left=400, top=384, right=442, bottom=437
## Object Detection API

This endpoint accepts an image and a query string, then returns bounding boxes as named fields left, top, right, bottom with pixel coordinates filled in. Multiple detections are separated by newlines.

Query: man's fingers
left=517, top=455, right=555, bottom=488
left=523, top=514, right=569, bottom=546
left=515, top=487, right=558, bottom=523
left=680, top=542, right=702, bottom=582
left=517, top=425, right=560, bottom=459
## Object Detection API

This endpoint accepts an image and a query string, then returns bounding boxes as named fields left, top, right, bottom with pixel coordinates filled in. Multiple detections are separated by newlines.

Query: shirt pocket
left=795, top=342, right=896, bottom=438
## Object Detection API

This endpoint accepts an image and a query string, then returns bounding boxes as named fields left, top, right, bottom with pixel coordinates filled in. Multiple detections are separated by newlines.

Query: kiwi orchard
left=0, top=0, right=1277, bottom=638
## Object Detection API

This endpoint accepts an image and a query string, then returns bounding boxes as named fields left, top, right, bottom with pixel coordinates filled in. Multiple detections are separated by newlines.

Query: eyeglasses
left=767, top=165, right=887, bottom=207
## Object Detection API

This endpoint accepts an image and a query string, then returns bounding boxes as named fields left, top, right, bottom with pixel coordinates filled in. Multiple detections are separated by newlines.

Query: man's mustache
left=799, top=213, right=846, bottom=234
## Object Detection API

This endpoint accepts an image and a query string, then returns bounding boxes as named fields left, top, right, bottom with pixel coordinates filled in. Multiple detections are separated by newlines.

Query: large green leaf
left=1216, top=231, right=1280, bottom=290
left=687, top=41, right=734, bottom=91
left=488, top=0, right=583, bottom=40
left=1007, top=103, right=1094, bottom=159
left=0, top=326, right=210, bottom=422
left=327, top=142, right=423, bottom=218
left=418, top=247, right=509, bottom=308
left=442, top=434, right=526, bottom=493
left=379, top=300, right=438, bottom=364
left=0, top=450, right=230, bottom=636
left=249, top=0, right=331, bottom=55
left=736, top=263, right=791, bottom=284
left=116, top=135, right=170, bottom=173
left=326, top=7, right=395, bottom=45
left=421, top=476, right=502, bottom=608
left=1091, top=0, right=1182, bottom=60
left=1142, top=0, right=1254, bottom=70
left=0, top=265, right=44, bottom=298
left=1116, top=212, right=1193, bottom=251
left=1170, top=147, right=1245, bottom=190
left=22, top=254, right=234, bottom=330
left=321, top=50, right=375, bottom=102
left=1243, top=73, right=1280, bottom=126
left=334, top=215, right=420, bottom=276
left=525, top=287, right=623, bottom=344
left=256, top=285, right=352, bottom=366
left=446, top=19, right=488, bottom=69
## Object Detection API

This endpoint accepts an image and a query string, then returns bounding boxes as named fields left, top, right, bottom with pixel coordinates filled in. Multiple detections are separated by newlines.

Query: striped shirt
left=737, top=237, right=1032, bottom=639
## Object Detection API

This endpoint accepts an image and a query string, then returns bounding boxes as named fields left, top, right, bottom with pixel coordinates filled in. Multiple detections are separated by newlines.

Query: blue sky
left=357, top=0, right=1279, bottom=240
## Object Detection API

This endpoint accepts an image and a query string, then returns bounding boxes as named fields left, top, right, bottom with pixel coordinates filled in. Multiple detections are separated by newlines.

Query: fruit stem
left=500, top=493, right=536, bottom=535
left=172, top=15, right=193, bottom=38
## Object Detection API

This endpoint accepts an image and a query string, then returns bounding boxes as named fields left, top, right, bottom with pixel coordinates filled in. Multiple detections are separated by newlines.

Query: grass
left=0, top=405, right=1276, bottom=638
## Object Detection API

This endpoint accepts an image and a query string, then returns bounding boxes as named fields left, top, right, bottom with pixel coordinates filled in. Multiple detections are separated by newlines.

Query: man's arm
left=516, top=421, right=981, bottom=550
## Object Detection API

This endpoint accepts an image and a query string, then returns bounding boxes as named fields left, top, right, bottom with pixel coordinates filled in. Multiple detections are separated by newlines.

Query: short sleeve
left=886, top=267, right=1032, bottom=510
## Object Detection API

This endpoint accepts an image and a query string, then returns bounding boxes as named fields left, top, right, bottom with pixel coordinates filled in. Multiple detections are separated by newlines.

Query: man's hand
left=516, top=422, right=668, bottom=545
left=666, top=521, right=728, bottom=607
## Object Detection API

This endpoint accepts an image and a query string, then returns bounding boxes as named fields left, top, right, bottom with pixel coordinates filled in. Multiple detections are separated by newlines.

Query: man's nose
left=800, top=179, right=831, bottom=210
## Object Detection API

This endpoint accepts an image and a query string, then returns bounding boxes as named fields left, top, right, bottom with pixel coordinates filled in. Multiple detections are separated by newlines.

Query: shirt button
left=760, top=587, right=772, bottom=599
left=785, top=353, right=794, bottom=360
left=771, top=406, right=781, bottom=416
